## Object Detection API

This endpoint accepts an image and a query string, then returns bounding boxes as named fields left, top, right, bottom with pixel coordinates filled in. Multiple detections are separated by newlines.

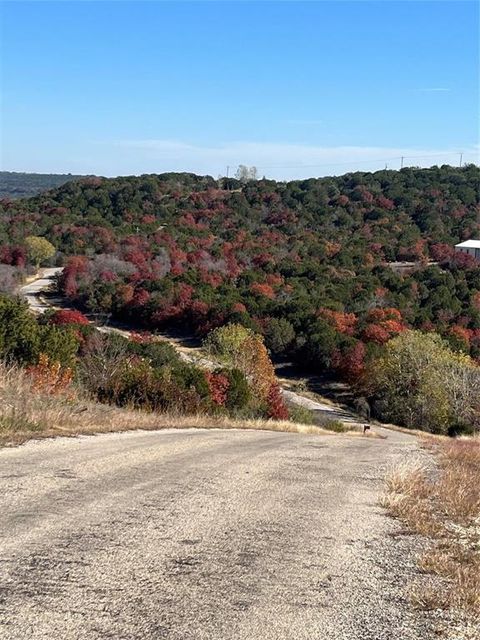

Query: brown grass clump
left=0, top=362, right=329, bottom=447
left=383, top=438, right=480, bottom=622
left=377, top=421, right=443, bottom=438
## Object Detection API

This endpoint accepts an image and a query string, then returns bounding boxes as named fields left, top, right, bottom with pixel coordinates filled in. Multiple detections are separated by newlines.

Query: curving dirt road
left=17, top=267, right=63, bottom=314
left=0, top=428, right=435, bottom=640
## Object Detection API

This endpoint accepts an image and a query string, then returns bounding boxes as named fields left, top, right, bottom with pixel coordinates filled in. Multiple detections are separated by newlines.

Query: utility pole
left=226, top=165, right=230, bottom=178
left=400, top=156, right=404, bottom=169
left=459, top=153, right=463, bottom=167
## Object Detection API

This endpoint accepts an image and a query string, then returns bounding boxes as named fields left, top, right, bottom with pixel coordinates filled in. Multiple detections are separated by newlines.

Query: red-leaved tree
left=266, top=383, right=289, bottom=420
left=205, top=371, right=230, bottom=406
left=50, top=309, right=89, bottom=326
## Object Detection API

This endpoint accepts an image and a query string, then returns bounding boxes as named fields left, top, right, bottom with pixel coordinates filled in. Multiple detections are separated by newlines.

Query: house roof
left=455, top=240, right=480, bottom=249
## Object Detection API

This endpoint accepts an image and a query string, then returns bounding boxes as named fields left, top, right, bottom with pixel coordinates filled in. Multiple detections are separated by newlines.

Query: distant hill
left=2, top=164, right=480, bottom=383
left=0, top=171, right=86, bottom=199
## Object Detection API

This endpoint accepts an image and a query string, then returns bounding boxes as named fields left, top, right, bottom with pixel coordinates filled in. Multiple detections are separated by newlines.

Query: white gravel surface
left=18, top=268, right=63, bottom=314
left=0, top=427, right=437, bottom=639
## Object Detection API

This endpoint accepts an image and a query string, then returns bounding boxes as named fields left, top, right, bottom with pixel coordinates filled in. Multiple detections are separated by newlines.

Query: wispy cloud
left=105, top=139, right=478, bottom=179
left=9, top=139, right=478, bottom=178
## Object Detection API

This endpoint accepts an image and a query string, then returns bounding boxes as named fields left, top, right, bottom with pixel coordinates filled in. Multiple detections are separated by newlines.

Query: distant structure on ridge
left=455, top=239, right=480, bottom=260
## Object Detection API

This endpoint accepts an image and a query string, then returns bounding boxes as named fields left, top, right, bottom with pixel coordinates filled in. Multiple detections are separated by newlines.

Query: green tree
left=0, top=295, right=79, bottom=366
left=263, top=317, right=295, bottom=355
left=0, top=295, right=40, bottom=364
left=24, top=236, right=56, bottom=269
left=223, top=368, right=250, bottom=410
left=38, top=325, right=80, bottom=368
left=368, top=330, right=480, bottom=434
left=129, top=340, right=180, bottom=369
left=203, top=323, right=254, bottom=365
left=204, top=323, right=276, bottom=401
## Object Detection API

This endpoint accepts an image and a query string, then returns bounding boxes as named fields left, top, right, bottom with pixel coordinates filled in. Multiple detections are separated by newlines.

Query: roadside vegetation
left=365, top=330, right=480, bottom=435
left=0, top=295, right=322, bottom=445
left=383, top=438, right=480, bottom=630
left=0, top=360, right=325, bottom=447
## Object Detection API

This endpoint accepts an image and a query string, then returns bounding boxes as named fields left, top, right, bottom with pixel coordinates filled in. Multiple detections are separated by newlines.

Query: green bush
left=203, top=323, right=254, bottom=365
left=38, top=325, right=80, bottom=368
left=263, top=317, right=295, bottom=355
left=102, top=358, right=211, bottom=414
left=109, top=359, right=156, bottom=409
left=0, top=295, right=79, bottom=366
left=172, top=364, right=210, bottom=400
left=223, top=368, right=250, bottom=410
left=130, top=340, right=180, bottom=369
left=322, top=419, right=349, bottom=433
left=289, top=405, right=316, bottom=425
left=0, top=296, right=40, bottom=364
left=369, top=330, right=480, bottom=434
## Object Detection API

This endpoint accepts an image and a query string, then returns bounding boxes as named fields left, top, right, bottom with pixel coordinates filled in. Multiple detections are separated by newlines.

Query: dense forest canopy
left=1, top=164, right=480, bottom=385
left=0, top=171, right=86, bottom=199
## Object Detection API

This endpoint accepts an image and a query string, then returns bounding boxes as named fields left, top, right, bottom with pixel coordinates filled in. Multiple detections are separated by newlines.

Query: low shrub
left=322, top=419, right=349, bottom=433
left=0, top=295, right=80, bottom=367
left=288, top=405, right=316, bottom=425
left=223, top=368, right=250, bottom=410
left=205, top=371, right=230, bottom=406
left=266, top=383, right=289, bottom=420
left=37, top=324, right=80, bottom=367
left=129, top=338, right=180, bottom=368
left=49, top=309, right=90, bottom=326
left=26, top=353, right=74, bottom=396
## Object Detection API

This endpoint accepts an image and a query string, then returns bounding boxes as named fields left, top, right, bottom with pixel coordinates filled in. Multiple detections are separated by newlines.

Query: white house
left=455, top=240, right=480, bottom=260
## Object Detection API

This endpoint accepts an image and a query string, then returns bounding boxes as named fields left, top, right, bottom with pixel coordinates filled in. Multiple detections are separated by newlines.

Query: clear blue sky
left=1, top=0, right=479, bottom=179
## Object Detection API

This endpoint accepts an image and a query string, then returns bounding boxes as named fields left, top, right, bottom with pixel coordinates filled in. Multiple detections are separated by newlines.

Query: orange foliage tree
left=362, top=307, right=406, bottom=345
left=204, top=324, right=277, bottom=402
left=250, top=282, right=276, bottom=299
left=26, top=354, right=73, bottom=396
left=238, top=334, right=276, bottom=401
left=318, top=308, right=357, bottom=336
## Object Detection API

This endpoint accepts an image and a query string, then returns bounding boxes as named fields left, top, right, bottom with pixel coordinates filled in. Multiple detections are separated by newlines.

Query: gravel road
left=0, top=428, right=435, bottom=640
left=18, top=268, right=63, bottom=314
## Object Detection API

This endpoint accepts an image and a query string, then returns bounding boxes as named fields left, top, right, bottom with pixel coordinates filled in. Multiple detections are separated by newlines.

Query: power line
left=220, top=152, right=478, bottom=179
left=253, top=152, right=470, bottom=171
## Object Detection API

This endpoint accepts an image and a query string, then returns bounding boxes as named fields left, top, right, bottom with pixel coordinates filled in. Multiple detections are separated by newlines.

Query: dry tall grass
left=0, top=362, right=329, bottom=446
left=382, top=438, right=480, bottom=623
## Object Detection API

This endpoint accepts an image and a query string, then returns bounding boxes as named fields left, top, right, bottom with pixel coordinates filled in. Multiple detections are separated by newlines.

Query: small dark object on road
left=363, top=424, right=371, bottom=434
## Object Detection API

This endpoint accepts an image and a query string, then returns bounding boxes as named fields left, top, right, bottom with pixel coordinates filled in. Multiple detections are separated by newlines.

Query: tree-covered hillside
left=0, top=171, right=86, bottom=199
left=1, top=165, right=480, bottom=382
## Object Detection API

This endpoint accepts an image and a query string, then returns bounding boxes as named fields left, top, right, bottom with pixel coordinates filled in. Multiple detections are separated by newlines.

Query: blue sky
left=1, top=0, right=479, bottom=179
